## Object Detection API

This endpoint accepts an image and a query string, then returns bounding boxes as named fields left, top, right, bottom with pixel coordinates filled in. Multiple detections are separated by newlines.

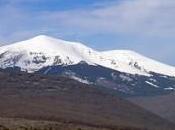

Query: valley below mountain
left=0, top=70, right=174, bottom=130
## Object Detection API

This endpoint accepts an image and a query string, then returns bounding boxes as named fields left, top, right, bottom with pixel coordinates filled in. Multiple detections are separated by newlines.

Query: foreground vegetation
left=0, top=118, right=147, bottom=130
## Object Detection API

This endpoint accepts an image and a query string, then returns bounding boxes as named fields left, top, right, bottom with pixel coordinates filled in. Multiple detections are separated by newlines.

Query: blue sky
left=0, top=0, right=175, bottom=65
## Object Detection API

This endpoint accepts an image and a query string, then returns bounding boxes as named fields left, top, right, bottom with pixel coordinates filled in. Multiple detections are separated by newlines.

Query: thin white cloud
left=1, top=0, right=175, bottom=42
left=43, top=0, right=175, bottom=37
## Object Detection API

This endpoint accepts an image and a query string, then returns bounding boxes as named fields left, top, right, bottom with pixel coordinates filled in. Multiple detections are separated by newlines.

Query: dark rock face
left=36, top=62, right=175, bottom=97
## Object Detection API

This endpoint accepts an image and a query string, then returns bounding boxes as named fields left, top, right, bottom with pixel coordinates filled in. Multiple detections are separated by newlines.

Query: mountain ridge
left=0, top=35, right=175, bottom=77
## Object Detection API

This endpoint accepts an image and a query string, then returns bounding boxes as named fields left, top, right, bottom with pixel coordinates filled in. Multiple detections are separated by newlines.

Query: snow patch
left=119, top=74, right=133, bottom=82
left=149, top=78, right=157, bottom=82
left=70, top=76, right=91, bottom=85
left=145, top=81, right=159, bottom=88
left=164, top=87, right=174, bottom=90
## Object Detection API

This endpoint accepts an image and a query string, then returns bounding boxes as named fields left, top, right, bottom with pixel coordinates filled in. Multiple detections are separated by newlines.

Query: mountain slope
left=0, top=35, right=96, bottom=72
left=0, top=69, right=174, bottom=130
left=102, top=50, right=175, bottom=77
left=129, top=92, right=175, bottom=123
left=0, top=35, right=175, bottom=77
left=36, top=63, right=175, bottom=96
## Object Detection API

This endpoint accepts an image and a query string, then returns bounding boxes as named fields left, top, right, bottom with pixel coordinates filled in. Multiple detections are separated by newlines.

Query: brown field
left=0, top=71, right=174, bottom=130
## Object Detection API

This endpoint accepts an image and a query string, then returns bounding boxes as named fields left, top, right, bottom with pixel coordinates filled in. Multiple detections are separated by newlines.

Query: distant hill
left=129, top=92, right=175, bottom=124
left=0, top=70, right=174, bottom=130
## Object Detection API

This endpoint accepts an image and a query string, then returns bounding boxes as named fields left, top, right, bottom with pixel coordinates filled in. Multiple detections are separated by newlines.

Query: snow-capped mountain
left=1, top=35, right=175, bottom=96
left=0, top=35, right=96, bottom=72
left=0, top=35, right=175, bottom=77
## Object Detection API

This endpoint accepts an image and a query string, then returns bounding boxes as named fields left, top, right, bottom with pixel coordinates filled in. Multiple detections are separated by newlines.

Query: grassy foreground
left=0, top=117, right=147, bottom=130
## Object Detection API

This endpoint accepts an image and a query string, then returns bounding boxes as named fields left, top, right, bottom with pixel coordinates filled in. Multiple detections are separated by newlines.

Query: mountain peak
left=0, top=35, right=175, bottom=77
left=28, top=35, right=89, bottom=49
left=33, top=35, right=51, bottom=39
left=31, top=35, right=66, bottom=42
left=30, top=35, right=62, bottom=44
